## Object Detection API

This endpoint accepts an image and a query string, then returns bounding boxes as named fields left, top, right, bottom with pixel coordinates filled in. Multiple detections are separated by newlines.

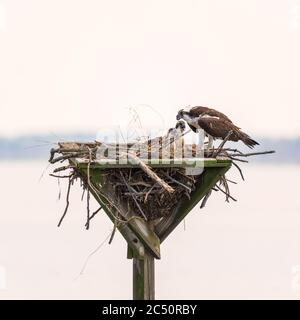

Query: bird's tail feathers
left=240, top=132, right=259, bottom=149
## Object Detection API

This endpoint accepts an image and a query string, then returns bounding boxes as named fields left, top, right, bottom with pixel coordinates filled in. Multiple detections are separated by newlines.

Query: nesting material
left=49, top=139, right=274, bottom=227
left=103, top=167, right=197, bottom=220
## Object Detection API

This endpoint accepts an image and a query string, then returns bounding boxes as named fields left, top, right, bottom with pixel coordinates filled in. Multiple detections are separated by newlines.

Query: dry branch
left=126, top=153, right=175, bottom=194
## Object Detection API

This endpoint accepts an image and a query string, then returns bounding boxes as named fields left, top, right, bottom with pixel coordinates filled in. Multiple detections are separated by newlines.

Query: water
left=0, top=161, right=299, bottom=299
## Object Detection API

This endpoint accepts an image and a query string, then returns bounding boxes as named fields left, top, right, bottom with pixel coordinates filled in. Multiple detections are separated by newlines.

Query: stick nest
left=48, top=139, right=274, bottom=228
left=105, top=167, right=197, bottom=220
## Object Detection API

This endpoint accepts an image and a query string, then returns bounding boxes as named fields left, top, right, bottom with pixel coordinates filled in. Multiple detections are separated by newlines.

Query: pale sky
left=0, top=0, right=300, bottom=138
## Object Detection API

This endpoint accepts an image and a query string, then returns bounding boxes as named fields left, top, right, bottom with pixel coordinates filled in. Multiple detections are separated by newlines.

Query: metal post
left=133, top=251, right=155, bottom=300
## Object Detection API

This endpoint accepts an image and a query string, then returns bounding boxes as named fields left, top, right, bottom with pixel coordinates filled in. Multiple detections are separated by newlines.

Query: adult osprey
left=176, top=107, right=259, bottom=149
left=176, top=106, right=238, bottom=132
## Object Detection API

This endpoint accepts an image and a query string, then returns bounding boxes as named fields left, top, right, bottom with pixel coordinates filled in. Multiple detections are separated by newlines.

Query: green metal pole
left=133, top=251, right=155, bottom=300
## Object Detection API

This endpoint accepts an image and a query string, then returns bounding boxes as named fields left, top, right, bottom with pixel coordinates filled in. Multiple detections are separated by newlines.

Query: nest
left=103, top=167, right=197, bottom=220
left=48, top=138, right=274, bottom=228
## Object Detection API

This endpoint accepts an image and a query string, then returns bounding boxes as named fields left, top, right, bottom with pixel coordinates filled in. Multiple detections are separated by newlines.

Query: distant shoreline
left=0, top=133, right=298, bottom=163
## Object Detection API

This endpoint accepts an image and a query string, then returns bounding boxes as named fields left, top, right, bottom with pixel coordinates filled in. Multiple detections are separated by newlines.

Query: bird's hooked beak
left=176, top=109, right=184, bottom=120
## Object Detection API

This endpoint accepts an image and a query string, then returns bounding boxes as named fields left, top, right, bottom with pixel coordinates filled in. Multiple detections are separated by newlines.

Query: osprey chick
left=166, top=120, right=186, bottom=140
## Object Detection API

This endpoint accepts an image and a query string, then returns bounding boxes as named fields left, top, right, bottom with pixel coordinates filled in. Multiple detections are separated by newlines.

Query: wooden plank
left=155, top=165, right=231, bottom=242
left=133, top=251, right=155, bottom=300
left=76, top=158, right=231, bottom=169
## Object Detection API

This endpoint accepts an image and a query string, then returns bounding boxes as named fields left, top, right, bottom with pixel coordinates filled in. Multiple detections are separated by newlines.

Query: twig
left=50, top=173, right=73, bottom=178
left=232, top=161, right=245, bottom=181
left=200, top=190, right=212, bottom=209
left=76, top=232, right=111, bottom=278
left=108, top=220, right=118, bottom=244
left=129, top=182, right=152, bottom=187
left=119, top=171, right=148, bottom=220
left=57, top=177, right=73, bottom=227
left=81, top=188, right=86, bottom=201
left=50, top=152, right=88, bottom=164
left=213, top=130, right=233, bottom=157
left=230, top=150, right=275, bottom=157
left=184, top=191, right=191, bottom=200
left=144, top=183, right=158, bottom=203
left=57, top=177, right=61, bottom=201
left=215, top=185, right=237, bottom=202
left=124, top=191, right=160, bottom=196
left=162, top=172, right=192, bottom=193
left=218, top=150, right=248, bottom=163
left=222, top=148, right=243, bottom=154
left=53, top=165, right=73, bottom=173
left=84, top=207, right=102, bottom=228
left=225, top=178, right=237, bottom=184
left=86, top=190, right=90, bottom=230
left=228, top=157, right=248, bottom=163
left=176, top=170, right=195, bottom=182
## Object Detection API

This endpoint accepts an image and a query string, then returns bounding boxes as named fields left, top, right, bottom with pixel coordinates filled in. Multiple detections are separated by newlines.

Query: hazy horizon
left=1, top=129, right=300, bottom=140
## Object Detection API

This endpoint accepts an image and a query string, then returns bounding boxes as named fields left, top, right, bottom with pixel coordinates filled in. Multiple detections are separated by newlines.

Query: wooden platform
left=53, top=142, right=233, bottom=300
left=75, top=157, right=231, bottom=168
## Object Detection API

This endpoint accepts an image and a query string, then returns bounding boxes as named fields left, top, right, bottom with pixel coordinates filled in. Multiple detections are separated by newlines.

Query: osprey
left=146, top=121, right=186, bottom=150
left=176, top=106, right=238, bottom=132
left=166, top=120, right=186, bottom=152
left=166, top=120, right=186, bottom=140
left=176, top=107, right=259, bottom=149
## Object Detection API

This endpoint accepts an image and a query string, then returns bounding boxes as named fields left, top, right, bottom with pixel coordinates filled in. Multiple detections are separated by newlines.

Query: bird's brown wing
left=197, top=117, right=239, bottom=141
left=190, top=106, right=234, bottom=124
left=198, top=117, right=259, bottom=148
left=189, top=106, right=210, bottom=117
